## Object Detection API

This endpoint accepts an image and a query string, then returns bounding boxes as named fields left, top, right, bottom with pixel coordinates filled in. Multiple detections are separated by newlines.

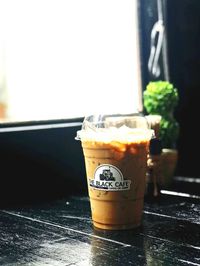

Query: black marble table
left=0, top=177, right=200, bottom=266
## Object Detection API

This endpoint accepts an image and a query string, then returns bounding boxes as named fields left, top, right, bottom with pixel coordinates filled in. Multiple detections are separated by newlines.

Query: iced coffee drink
left=76, top=114, right=153, bottom=230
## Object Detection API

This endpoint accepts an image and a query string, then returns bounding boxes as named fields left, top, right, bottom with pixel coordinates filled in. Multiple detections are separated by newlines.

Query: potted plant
left=143, top=81, right=179, bottom=187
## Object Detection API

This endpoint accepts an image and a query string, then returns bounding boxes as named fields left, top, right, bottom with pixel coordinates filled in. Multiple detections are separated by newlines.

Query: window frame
left=0, top=117, right=88, bottom=206
left=0, top=0, right=144, bottom=205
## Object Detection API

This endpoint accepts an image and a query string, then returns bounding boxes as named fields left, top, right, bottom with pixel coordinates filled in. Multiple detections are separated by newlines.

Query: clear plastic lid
left=76, top=113, right=154, bottom=143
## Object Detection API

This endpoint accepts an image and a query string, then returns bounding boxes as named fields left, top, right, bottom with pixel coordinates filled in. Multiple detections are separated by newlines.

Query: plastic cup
left=76, top=114, right=153, bottom=230
left=145, top=115, right=161, bottom=138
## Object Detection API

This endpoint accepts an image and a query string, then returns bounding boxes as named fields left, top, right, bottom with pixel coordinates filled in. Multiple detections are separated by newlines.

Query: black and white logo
left=89, top=164, right=131, bottom=191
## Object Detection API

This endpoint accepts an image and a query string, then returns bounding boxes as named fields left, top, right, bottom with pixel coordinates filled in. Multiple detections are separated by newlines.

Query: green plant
left=143, top=81, right=179, bottom=148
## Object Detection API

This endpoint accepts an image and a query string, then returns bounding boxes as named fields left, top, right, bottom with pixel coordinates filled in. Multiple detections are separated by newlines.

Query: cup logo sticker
left=89, top=164, right=131, bottom=191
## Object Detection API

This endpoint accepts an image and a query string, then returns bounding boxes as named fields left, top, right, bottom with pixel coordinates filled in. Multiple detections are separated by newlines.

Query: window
left=0, top=0, right=142, bottom=123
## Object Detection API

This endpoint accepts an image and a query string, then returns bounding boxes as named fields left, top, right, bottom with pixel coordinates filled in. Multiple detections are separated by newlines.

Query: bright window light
left=0, top=0, right=142, bottom=122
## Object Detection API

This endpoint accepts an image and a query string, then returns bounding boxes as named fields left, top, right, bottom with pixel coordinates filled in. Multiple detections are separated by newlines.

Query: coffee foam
left=76, top=126, right=153, bottom=144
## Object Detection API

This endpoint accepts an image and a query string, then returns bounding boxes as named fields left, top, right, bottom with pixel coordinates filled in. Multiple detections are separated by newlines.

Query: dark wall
left=0, top=123, right=87, bottom=206
left=167, top=0, right=200, bottom=177
left=139, top=0, right=200, bottom=177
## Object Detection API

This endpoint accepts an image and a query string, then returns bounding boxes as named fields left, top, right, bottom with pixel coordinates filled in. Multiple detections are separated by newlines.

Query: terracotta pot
left=160, top=149, right=178, bottom=188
